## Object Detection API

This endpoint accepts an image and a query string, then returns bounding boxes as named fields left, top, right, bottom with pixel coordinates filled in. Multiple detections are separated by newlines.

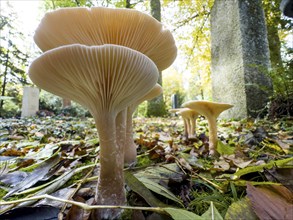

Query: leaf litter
left=0, top=116, right=292, bottom=219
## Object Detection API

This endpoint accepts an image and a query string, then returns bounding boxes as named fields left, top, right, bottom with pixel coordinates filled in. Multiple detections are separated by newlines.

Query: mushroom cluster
left=29, top=7, right=177, bottom=219
left=170, top=101, right=233, bottom=155
left=169, top=108, right=199, bottom=140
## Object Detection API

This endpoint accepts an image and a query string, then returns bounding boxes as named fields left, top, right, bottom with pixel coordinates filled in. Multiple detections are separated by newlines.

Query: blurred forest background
left=0, top=0, right=292, bottom=118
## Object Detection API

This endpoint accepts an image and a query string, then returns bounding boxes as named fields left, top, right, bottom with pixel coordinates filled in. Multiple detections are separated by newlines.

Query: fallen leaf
left=264, top=167, right=293, bottom=192
left=216, top=141, right=234, bottom=155
left=124, top=170, right=167, bottom=207
left=246, top=184, right=293, bottom=220
left=4, top=154, right=60, bottom=198
left=231, top=157, right=293, bottom=180
left=0, top=205, right=59, bottom=220
left=225, top=197, right=258, bottom=220
left=137, top=176, right=184, bottom=207
left=163, top=207, right=203, bottom=220
left=65, top=196, right=85, bottom=220
left=201, top=202, right=223, bottom=220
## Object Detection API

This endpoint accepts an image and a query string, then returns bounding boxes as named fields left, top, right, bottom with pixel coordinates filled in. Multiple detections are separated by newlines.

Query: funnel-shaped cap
left=29, top=44, right=159, bottom=115
left=182, top=101, right=233, bottom=118
left=34, top=7, right=177, bottom=71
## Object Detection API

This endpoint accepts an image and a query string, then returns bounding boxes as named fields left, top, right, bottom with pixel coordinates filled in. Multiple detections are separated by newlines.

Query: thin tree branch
left=172, top=13, right=200, bottom=32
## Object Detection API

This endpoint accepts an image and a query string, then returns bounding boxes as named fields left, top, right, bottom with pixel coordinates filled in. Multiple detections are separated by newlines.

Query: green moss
left=136, top=155, right=153, bottom=167
left=63, top=168, right=91, bottom=187
left=0, top=188, right=8, bottom=200
left=119, top=208, right=133, bottom=220
left=19, top=163, right=40, bottom=172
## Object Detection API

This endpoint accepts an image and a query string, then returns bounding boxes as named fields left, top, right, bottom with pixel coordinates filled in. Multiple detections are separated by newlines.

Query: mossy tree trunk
left=146, top=0, right=167, bottom=117
left=262, top=0, right=283, bottom=69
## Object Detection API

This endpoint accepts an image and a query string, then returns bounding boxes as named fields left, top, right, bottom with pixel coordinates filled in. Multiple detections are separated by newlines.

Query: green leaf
left=231, top=157, right=293, bottom=180
left=216, top=141, right=234, bottom=155
left=179, top=152, right=204, bottom=168
left=3, top=154, right=60, bottom=198
left=231, top=180, right=281, bottom=187
left=225, top=197, right=258, bottom=220
left=137, top=177, right=184, bottom=207
left=163, top=207, right=203, bottom=220
left=24, top=143, right=59, bottom=160
left=201, top=202, right=223, bottom=220
left=16, top=164, right=95, bottom=196
left=124, top=170, right=167, bottom=207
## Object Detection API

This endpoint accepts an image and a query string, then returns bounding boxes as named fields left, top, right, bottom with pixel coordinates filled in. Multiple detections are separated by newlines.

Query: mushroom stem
left=183, top=118, right=189, bottom=140
left=93, top=113, right=126, bottom=219
left=116, top=109, right=127, bottom=161
left=124, top=84, right=163, bottom=165
left=124, top=107, right=137, bottom=166
left=189, top=117, right=196, bottom=138
left=206, top=116, right=218, bottom=155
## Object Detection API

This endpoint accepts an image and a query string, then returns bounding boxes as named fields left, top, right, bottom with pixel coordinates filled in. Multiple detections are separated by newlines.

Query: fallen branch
left=0, top=194, right=166, bottom=214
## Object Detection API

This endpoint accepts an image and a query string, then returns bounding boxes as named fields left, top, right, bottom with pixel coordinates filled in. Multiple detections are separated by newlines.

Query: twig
left=191, top=172, right=225, bottom=193
left=59, top=158, right=99, bottom=219
left=136, top=145, right=161, bottom=158
left=0, top=194, right=166, bottom=214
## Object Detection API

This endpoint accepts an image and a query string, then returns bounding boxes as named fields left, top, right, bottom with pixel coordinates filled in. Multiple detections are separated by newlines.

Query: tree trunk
left=263, top=3, right=283, bottom=69
left=146, top=0, right=167, bottom=117
left=0, top=50, right=9, bottom=116
left=266, top=25, right=283, bottom=68
left=150, top=0, right=161, bottom=21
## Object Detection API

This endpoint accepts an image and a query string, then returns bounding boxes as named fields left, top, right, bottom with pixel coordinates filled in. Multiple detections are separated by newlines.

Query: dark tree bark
left=263, top=0, right=283, bottom=69
left=146, top=0, right=167, bottom=117
left=150, top=0, right=161, bottom=21
left=0, top=51, right=9, bottom=115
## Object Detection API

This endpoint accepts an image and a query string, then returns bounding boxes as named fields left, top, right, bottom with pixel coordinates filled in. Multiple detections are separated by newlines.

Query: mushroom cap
left=34, top=7, right=177, bottom=71
left=136, top=84, right=162, bottom=104
left=29, top=44, right=159, bottom=115
left=169, top=108, right=197, bottom=116
left=177, top=108, right=199, bottom=118
left=182, top=100, right=233, bottom=118
left=169, top=108, right=182, bottom=113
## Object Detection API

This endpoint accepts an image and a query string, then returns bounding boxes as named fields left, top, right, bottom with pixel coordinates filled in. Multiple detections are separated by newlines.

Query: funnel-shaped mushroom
left=34, top=7, right=177, bottom=71
left=124, top=84, right=163, bottom=165
left=169, top=108, right=199, bottom=139
left=29, top=44, right=159, bottom=218
left=182, top=101, right=233, bottom=155
left=33, top=6, right=177, bottom=169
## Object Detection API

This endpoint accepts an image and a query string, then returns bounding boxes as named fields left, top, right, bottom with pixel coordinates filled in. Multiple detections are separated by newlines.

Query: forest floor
left=0, top=116, right=292, bottom=219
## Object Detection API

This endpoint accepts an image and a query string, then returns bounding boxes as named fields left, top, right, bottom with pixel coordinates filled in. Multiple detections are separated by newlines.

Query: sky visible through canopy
left=1, top=0, right=190, bottom=89
left=1, top=0, right=41, bottom=36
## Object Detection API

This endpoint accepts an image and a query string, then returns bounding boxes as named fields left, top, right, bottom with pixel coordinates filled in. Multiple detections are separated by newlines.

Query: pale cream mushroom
left=182, top=100, right=233, bottom=155
left=169, top=108, right=199, bottom=139
left=124, top=84, right=163, bottom=165
left=29, top=44, right=159, bottom=219
left=33, top=6, right=177, bottom=168
left=33, top=7, right=177, bottom=71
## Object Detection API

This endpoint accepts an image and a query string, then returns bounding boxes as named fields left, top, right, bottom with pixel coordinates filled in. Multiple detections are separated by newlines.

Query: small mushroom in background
left=182, top=100, right=233, bottom=155
left=124, top=84, right=163, bottom=165
left=169, top=108, right=199, bottom=140
left=28, top=44, right=159, bottom=219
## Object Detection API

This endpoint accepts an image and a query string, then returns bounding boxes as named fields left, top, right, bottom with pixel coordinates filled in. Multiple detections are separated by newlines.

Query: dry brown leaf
left=247, top=184, right=293, bottom=220
left=65, top=196, right=85, bottom=220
